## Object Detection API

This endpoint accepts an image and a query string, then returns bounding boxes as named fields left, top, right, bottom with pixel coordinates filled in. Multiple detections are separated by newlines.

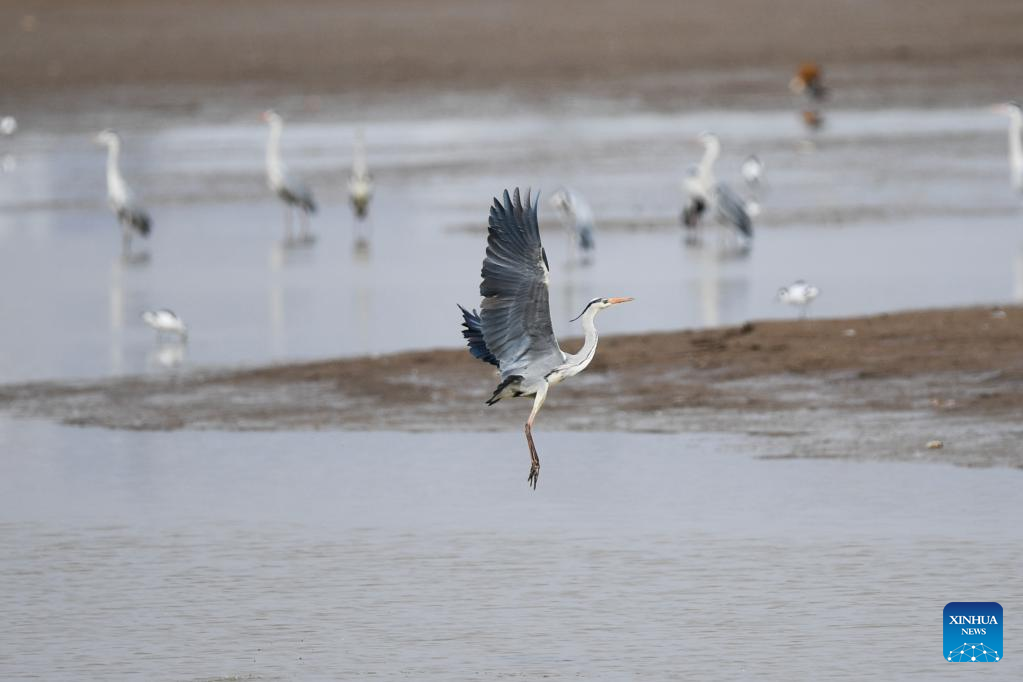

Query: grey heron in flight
left=550, top=187, right=596, bottom=260
left=262, top=110, right=317, bottom=245
left=95, top=129, right=152, bottom=261
left=682, top=133, right=753, bottom=246
left=459, top=189, right=633, bottom=489
left=348, top=128, right=374, bottom=220
left=991, top=102, right=1023, bottom=194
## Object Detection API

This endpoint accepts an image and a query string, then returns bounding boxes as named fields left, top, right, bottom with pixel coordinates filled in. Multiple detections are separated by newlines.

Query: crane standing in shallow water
left=682, top=133, right=753, bottom=247
left=95, top=130, right=151, bottom=261
left=348, top=128, right=374, bottom=222
left=262, top=110, right=317, bottom=245
left=991, top=102, right=1023, bottom=194
left=458, top=189, right=633, bottom=489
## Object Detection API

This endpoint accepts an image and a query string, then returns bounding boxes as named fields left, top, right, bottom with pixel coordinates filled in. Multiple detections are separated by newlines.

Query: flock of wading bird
left=16, top=63, right=1017, bottom=488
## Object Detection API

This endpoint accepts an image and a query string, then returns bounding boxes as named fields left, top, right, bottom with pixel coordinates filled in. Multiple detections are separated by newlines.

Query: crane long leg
left=524, top=382, right=549, bottom=490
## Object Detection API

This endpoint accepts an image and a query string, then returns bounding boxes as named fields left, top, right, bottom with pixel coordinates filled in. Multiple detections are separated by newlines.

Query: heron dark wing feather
left=479, top=188, right=563, bottom=380
left=458, top=304, right=499, bottom=367
left=714, top=183, right=752, bottom=238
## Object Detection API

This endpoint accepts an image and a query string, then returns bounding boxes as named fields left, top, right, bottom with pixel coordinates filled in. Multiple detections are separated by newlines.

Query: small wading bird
left=459, top=189, right=633, bottom=489
left=141, top=309, right=188, bottom=340
left=95, top=130, right=151, bottom=261
left=348, top=129, right=374, bottom=221
left=777, top=280, right=820, bottom=318
left=991, top=101, right=1022, bottom=194
left=740, top=155, right=765, bottom=217
left=549, top=187, right=596, bottom=261
left=682, top=133, right=753, bottom=247
left=262, top=110, right=317, bottom=245
left=0, top=116, right=16, bottom=136
left=789, top=62, right=827, bottom=130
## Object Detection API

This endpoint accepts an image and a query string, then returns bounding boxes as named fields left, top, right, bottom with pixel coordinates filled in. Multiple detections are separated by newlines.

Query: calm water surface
left=1, top=419, right=1019, bottom=680
left=0, top=107, right=1021, bottom=383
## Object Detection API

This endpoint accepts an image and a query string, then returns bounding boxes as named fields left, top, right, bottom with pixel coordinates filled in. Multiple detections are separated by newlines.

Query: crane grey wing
left=116, top=190, right=152, bottom=236
left=714, top=182, right=752, bottom=238
left=277, top=170, right=318, bottom=213
left=479, top=188, right=564, bottom=381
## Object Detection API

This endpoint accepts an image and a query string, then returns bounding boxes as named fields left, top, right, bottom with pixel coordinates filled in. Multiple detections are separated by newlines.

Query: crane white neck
left=1007, top=111, right=1023, bottom=190
left=104, top=139, right=127, bottom=203
left=698, top=138, right=720, bottom=183
left=265, top=119, right=285, bottom=185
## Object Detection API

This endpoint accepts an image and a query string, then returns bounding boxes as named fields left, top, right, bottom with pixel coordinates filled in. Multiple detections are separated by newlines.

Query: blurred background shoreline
left=3, top=0, right=1023, bottom=128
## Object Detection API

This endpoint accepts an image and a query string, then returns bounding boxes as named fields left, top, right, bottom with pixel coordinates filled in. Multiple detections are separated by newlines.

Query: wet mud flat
left=2, top=305, right=1021, bottom=468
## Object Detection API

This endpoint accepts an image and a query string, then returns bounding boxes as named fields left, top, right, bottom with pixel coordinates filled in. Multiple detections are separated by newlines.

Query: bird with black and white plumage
left=348, top=128, right=374, bottom=221
left=262, top=110, right=317, bottom=245
left=991, top=101, right=1023, bottom=194
left=549, top=187, right=596, bottom=261
left=141, top=309, right=188, bottom=339
left=777, top=280, right=820, bottom=318
left=95, top=129, right=152, bottom=261
left=458, top=188, right=633, bottom=489
left=681, top=133, right=753, bottom=247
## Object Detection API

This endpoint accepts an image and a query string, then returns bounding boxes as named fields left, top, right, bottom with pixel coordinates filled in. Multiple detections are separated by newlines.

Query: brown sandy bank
left=1, top=306, right=1021, bottom=468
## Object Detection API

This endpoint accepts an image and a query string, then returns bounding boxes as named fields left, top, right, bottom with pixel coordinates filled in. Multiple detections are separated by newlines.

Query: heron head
left=776, top=287, right=789, bottom=301
left=991, top=102, right=1023, bottom=120
left=696, top=131, right=719, bottom=148
left=549, top=187, right=571, bottom=212
left=261, top=109, right=282, bottom=125
left=94, top=129, right=119, bottom=146
left=571, top=296, right=634, bottom=321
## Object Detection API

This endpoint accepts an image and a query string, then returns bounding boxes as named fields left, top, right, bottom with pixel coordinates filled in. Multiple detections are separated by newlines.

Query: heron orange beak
left=608, top=297, right=634, bottom=305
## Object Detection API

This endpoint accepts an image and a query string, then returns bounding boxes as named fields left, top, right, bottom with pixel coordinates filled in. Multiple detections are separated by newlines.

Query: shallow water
left=1, top=107, right=1022, bottom=383
left=0, top=419, right=1019, bottom=680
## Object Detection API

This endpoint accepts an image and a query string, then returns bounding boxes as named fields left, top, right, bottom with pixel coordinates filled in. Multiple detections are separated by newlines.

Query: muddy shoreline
left=2, top=306, right=1021, bottom=468
left=4, top=0, right=1023, bottom=127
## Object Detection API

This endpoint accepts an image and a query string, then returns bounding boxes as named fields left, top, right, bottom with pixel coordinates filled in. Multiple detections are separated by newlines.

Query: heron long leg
left=524, top=382, right=549, bottom=490
left=121, top=224, right=132, bottom=261
left=284, top=204, right=293, bottom=242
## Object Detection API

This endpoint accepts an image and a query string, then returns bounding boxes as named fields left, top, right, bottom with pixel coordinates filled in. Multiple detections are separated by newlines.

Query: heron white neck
left=564, top=306, right=601, bottom=376
left=698, top=140, right=720, bottom=187
left=104, top=140, right=127, bottom=200
left=1008, top=112, right=1023, bottom=189
left=266, top=120, right=284, bottom=183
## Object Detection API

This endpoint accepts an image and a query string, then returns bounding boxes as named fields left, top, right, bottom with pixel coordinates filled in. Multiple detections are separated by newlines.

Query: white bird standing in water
left=348, top=128, right=374, bottom=221
left=550, top=187, right=596, bottom=261
left=459, top=189, right=633, bottom=489
left=991, top=102, right=1023, bottom=194
left=95, top=130, right=152, bottom=261
left=777, top=280, right=820, bottom=318
left=141, top=309, right=188, bottom=339
left=682, top=133, right=752, bottom=246
left=741, top=155, right=765, bottom=217
left=262, top=110, right=317, bottom=245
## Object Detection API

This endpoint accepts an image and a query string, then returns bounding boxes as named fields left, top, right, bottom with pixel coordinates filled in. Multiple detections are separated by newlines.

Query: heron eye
left=602, top=299, right=608, bottom=304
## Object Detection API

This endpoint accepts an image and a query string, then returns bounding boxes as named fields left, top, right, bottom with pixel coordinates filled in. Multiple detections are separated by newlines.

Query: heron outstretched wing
left=714, top=182, right=752, bottom=238
left=480, top=188, right=564, bottom=381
